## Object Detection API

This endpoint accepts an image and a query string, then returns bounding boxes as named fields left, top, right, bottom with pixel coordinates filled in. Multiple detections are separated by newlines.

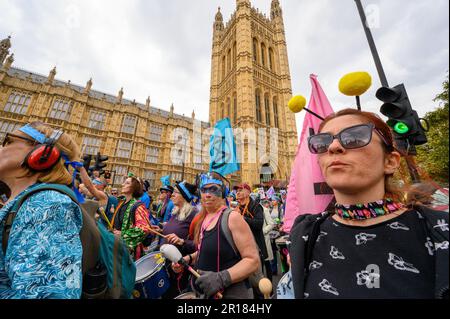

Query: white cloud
left=0, top=0, right=448, bottom=134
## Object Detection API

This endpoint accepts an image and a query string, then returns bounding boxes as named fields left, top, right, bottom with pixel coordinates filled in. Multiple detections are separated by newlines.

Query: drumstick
left=258, top=278, right=272, bottom=299
left=186, top=266, right=223, bottom=299
left=98, top=207, right=113, bottom=230
left=160, top=244, right=223, bottom=299
left=146, top=227, right=168, bottom=239
left=140, top=209, right=168, bottom=239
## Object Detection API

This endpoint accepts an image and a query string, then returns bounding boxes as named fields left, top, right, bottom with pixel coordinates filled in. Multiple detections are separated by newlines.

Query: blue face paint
left=200, top=185, right=223, bottom=198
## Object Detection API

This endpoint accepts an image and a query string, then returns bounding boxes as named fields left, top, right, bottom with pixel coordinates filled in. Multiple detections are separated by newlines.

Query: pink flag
left=283, top=74, right=335, bottom=233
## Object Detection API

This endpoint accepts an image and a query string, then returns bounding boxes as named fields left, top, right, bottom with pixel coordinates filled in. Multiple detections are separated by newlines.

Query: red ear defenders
left=23, top=130, right=64, bottom=172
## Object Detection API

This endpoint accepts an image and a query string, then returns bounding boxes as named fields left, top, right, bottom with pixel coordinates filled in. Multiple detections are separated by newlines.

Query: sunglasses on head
left=200, top=185, right=222, bottom=197
left=2, top=133, right=37, bottom=147
left=308, top=123, right=391, bottom=154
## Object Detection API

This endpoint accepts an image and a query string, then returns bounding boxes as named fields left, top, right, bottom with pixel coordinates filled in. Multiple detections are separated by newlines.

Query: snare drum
left=133, top=251, right=170, bottom=299
left=174, top=292, right=197, bottom=299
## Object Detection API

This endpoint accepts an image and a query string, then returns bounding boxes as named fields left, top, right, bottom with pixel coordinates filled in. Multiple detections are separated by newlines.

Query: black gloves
left=195, top=270, right=232, bottom=298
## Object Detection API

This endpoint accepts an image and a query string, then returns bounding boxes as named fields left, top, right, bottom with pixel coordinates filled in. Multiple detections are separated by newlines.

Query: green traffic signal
left=394, top=121, right=410, bottom=134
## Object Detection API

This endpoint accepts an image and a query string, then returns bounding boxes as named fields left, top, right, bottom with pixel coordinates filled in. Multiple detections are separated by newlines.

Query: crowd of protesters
left=0, top=113, right=448, bottom=299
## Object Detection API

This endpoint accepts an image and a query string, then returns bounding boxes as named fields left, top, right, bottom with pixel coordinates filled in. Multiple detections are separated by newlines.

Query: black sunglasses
left=308, top=123, right=391, bottom=154
left=2, top=133, right=37, bottom=147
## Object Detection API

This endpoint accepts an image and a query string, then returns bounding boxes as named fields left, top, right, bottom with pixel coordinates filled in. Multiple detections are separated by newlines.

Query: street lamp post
left=181, top=136, right=187, bottom=181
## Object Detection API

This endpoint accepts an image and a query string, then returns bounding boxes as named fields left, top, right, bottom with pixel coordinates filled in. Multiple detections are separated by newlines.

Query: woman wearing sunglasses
left=172, top=173, right=260, bottom=299
left=289, top=109, right=448, bottom=299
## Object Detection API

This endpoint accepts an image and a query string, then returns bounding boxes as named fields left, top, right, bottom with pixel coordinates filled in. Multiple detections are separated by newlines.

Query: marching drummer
left=172, top=172, right=260, bottom=299
left=160, top=181, right=199, bottom=299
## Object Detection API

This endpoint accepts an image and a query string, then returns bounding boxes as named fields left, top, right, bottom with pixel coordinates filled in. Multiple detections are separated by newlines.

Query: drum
left=276, top=270, right=294, bottom=299
left=275, top=234, right=290, bottom=248
left=174, top=292, right=197, bottom=299
left=133, top=251, right=170, bottom=299
left=269, top=230, right=280, bottom=240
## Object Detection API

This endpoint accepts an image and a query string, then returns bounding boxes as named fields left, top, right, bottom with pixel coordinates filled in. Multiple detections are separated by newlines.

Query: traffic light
left=376, top=83, right=427, bottom=152
left=94, top=153, right=109, bottom=176
left=82, top=154, right=92, bottom=171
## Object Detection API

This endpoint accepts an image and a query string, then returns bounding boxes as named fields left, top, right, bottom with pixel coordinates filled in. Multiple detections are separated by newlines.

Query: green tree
left=416, top=73, right=449, bottom=184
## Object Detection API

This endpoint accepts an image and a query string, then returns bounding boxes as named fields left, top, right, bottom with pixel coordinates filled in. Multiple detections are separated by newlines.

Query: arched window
left=227, top=97, right=231, bottom=119
left=233, top=93, right=237, bottom=123
left=253, top=38, right=258, bottom=63
left=273, top=96, right=279, bottom=128
left=269, top=47, right=274, bottom=71
left=261, top=43, right=266, bottom=67
left=227, top=49, right=231, bottom=72
left=221, top=102, right=225, bottom=119
left=233, top=42, right=237, bottom=67
left=255, top=89, right=262, bottom=123
left=264, top=93, right=270, bottom=125
left=222, top=56, right=226, bottom=80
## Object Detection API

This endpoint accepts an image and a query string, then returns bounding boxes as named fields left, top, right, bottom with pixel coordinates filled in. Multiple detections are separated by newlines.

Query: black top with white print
left=304, top=210, right=445, bottom=299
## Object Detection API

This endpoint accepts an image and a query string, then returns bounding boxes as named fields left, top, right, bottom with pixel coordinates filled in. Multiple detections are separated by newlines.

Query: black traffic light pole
left=354, top=0, right=421, bottom=183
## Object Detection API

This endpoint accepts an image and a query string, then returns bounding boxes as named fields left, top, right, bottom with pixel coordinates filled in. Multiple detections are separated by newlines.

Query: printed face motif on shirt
left=309, top=260, right=323, bottom=271
left=433, top=219, right=449, bottom=232
left=330, top=246, right=345, bottom=260
left=388, top=253, right=420, bottom=273
left=316, top=231, right=328, bottom=242
left=434, top=241, right=449, bottom=250
left=356, top=264, right=380, bottom=289
left=387, top=222, right=410, bottom=231
left=355, top=233, right=377, bottom=245
left=319, top=279, right=339, bottom=296
left=425, top=237, right=435, bottom=256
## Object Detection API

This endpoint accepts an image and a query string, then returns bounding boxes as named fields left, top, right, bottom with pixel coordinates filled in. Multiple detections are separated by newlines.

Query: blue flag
left=160, top=175, right=171, bottom=186
left=209, top=118, right=240, bottom=176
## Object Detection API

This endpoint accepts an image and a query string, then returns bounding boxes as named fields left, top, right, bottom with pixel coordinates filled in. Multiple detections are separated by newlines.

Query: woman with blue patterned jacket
left=0, top=122, right=83, bottom=299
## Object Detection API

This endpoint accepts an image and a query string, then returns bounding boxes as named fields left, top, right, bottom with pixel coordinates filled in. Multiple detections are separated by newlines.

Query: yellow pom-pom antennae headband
left=338, top=71, right=372, bottom=111
left=288, top=95, right=324, bottom=121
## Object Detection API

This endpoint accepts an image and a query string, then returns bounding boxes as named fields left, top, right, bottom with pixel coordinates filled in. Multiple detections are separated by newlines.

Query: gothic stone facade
left=209, top=0, right=298, bottom=186
left=0, top=36, right=209, bottom=195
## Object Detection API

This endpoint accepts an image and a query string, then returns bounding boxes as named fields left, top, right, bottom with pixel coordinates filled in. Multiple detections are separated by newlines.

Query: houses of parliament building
left=0, top=0, right=298, bottom=194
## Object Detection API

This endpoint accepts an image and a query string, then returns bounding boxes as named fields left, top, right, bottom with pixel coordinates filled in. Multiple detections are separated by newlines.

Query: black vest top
left=196, top=214, right=241, bottom=271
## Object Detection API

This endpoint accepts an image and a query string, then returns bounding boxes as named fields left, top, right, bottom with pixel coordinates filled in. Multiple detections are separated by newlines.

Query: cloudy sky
left=1, top=0, right=448, bottom=133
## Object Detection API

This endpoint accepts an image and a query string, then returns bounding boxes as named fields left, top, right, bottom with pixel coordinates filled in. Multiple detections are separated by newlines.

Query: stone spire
left=170, top=103, right=174, bottom=116
left=2, top=53, right=14, bottom=72
left=271, top=0, right=282, bottom=20
left=192, top=109, right=195, bottom=119
left=117, top=87, right=124, bottom=103
left=236, top=0, right=251, bottom=10
left=0, top=36, right=11, bottom=64
left=84, top=78, right=93, bottom=94
left=214, top=7, right=224, bottom=32
left=47, top=66, right=56, bottom=84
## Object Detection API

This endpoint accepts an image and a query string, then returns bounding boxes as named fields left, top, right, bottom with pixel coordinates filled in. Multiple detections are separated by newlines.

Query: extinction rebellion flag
left=209, top=117, right=240, bottom=176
